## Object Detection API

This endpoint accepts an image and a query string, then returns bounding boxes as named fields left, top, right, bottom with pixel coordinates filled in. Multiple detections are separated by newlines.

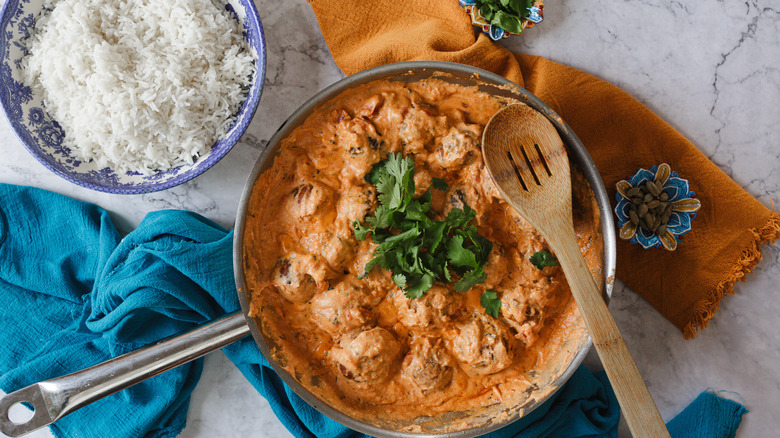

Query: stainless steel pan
left=0, top=61, right=616, bottom=438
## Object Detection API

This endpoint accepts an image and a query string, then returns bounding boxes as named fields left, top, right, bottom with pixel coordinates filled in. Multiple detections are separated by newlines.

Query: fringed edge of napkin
left=684, top=211, right=780, bottom=339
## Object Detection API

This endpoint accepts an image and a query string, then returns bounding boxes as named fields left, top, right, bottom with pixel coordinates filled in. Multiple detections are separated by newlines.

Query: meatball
left=394, top=285, right=461, bottom=329
left=335, top=115, right=383, bottom=179
left=451, top=313, right=514, bottom=375
left=445, top=184, right=481, bottom=214
left=354, top=94, right=384, bottom=118
left=330, top=327, right=402, bottom=384
left=434, top=127, right=479, bottom=169
left=283, top=180, right=334, bottom=220
left=398, top=105, right=440, bottom=154
left=501, top=245, right=557, bottom=289
left=336, top=184, right=376, bottom=227
left=402, top=337, right=455, bottom=391
left=272, top=252, right=331, bottom=303
left=482, top=246, right=508, bottom=289
left=310, top=280, right=375, bottom=336
left=301, top=231, right=354, bottom=272
left=501, top=284, right=555, bottom=347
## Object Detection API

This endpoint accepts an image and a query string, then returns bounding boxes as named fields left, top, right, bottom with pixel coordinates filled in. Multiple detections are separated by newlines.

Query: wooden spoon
left=481, top=103, right=670, bottom=438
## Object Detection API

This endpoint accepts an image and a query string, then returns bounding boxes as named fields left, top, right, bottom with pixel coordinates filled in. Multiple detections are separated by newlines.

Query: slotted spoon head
left=481, top=103, right=573, bottom=233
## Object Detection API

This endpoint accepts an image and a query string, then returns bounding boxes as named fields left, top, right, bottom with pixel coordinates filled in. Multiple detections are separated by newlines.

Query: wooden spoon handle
left=549, top=225, right=670, bottom=438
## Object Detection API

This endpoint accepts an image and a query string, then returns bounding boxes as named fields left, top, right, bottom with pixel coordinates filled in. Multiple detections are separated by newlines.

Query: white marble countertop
left=1, top=0, right=778, bottom=437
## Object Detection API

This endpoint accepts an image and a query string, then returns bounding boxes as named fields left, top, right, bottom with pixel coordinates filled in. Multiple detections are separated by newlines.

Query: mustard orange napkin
left=308, top=0, right=779, bottom=338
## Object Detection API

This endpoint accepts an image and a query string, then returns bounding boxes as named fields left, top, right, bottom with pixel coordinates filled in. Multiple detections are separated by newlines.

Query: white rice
left=22, top=0, right=257, bottom=174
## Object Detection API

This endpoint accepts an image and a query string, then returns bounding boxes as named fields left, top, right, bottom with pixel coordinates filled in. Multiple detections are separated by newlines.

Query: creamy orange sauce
left=243, top=78, right=602, bottom=432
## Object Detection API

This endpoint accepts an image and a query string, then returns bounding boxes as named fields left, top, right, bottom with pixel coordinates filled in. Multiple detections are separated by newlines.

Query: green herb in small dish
left=475, top=0, right=536, bottom=34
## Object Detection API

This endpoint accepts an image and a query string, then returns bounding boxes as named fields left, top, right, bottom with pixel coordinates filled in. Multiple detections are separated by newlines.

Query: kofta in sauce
left=243, top=77, right=603, bottom=430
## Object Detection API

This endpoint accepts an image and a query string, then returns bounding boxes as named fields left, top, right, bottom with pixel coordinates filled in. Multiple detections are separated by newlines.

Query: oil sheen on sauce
left=243, top=78, right=603, bottom=432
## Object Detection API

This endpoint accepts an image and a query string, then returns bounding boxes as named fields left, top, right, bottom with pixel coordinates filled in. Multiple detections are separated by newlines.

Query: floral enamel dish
left=459, top=0, right=543, bottom=41
left=615, top=163, right=702, bottom=251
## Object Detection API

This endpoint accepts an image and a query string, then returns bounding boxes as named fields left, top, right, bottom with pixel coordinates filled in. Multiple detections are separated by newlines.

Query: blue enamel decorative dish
left=0, top=0, right=266, bottom=194
left=458, top=0, right=543, bottom=41
left=615, top=163, right=701, bottom=251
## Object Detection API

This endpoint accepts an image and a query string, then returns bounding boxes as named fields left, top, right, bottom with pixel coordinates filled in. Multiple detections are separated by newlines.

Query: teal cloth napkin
left=0, top=184, right=746, bottom=438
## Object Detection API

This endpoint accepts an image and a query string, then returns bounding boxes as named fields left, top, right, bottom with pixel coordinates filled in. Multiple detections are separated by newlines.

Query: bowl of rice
left=0, top=0, right=265, bottom=194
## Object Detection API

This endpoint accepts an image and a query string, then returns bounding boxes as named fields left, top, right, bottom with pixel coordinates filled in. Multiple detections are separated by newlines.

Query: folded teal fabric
left=668, top=391, right=748, bottom=438
left=0, top=184, right=744, bottom=438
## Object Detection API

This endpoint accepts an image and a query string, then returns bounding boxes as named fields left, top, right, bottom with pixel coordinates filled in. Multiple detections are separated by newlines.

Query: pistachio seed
left=660, top=193, right=669, bottom=201
left=627, top=187, right=641, bottom=197
left=657, top=224, right=667, bottom=235
left=629, top=210, right=639, bottom=225
left=646, top=200, right=660, bottom=209
left=638, top=203, right=648, bottom=216
left=632, top=197, right=643, bottom=205
left=644, top=193, right=654, bottom=203
left=646, top=180, right=661, bottom=197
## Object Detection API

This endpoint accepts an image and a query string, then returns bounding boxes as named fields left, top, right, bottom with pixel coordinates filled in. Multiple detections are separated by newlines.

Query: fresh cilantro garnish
left=480, top=289, right=502, bottom=318
left=353, top=153, right=494, bottom=300
left=530, top=250, right=558, bottom=270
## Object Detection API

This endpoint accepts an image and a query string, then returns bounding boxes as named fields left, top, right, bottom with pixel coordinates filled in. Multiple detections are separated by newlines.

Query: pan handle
left=0, top=311, right=250, bottom=437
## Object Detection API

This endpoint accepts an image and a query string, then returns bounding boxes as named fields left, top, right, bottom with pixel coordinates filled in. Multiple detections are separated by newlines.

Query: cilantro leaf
left=454, top=268, right=487, bottom=293
left=446, top=235, right=478, bottom=269
left=442, top=261, right=452, bottom=282
left=405, top=273, right=435, bottom=299
left=445, top=205, right=476, bottom=229
left=466, top=228, right=493, bottom=265
left=530, top=250, right=558, bottom=270
left=365, top=160, right=386, bottom=185
left=406, top=198, right=430, bottom=222
left=422, top=221, right=447, bottom=253
left=480, top=289, right=502, bottom=318
left=367, top=204, right=393, bottom=229
left=431, top=177, right=449, bottom=191
left=392, top=273, right=407, bottom=289
left=353, top=220, right=372, bottom=241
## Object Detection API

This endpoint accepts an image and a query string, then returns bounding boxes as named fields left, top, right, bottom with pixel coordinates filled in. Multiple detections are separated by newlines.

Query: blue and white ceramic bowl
left=615, top=163, right=702, bottom=251
left=0, top=0, right=266, bottom=194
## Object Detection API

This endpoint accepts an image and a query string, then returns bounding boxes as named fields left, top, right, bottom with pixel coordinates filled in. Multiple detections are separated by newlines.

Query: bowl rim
left=233, top=60, right=617, bottom=437
left=0, top=0, right=267, bottom=194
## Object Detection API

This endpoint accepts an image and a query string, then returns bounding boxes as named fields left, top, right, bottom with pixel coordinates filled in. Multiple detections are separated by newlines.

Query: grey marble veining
left=1, top=0, right=778, bottom=437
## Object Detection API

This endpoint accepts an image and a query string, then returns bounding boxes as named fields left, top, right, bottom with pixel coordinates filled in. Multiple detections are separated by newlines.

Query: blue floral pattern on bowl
left=614, top=163, right=701, bottom=251
left=459, top=0, right=543, bottom=41
left=0, top=0, right=266, bottom=194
